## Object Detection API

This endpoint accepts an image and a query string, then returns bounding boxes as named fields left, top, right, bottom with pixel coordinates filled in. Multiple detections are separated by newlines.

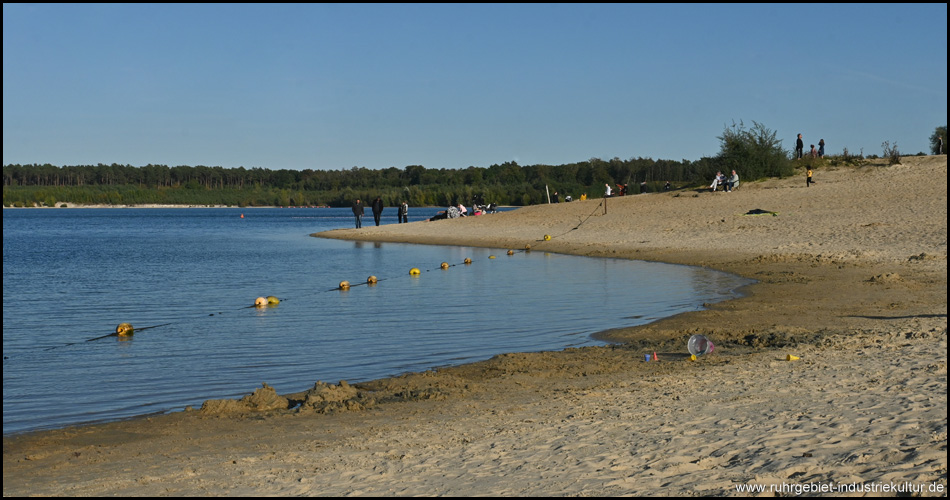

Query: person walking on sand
left=807, top=167, right=815, bottom=187
left=604, top=184, right=612, bottom=197
left=352, top=199, right=364, bottom=228
left=371, top=196, right=384, bottom=226
left=796, top=133, right=804, bottom=160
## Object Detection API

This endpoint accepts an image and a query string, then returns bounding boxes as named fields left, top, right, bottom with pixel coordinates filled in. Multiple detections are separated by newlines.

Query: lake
left=2, top=207, right=752, bottom=435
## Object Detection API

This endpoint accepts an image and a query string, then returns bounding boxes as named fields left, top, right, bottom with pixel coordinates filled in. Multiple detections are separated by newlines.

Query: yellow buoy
left=463, top=258, right=472, bottom=264
left=367, top=275, right=378, bottom=284
left=409, top=268, right=421, bottom=275
left=339, top=280, right=350, bottom=290
left=115, top=323, right=134, bottom=336
left=266, top=296, right=280, bottom=305
left=507, top=249, right=514, bottom=256
left=254, top=296, right=267, bottom=307
left=440, top=262, right=449, bottom=269
left=543, top=234, right=551, bottom=241
left=488, top=255, right=496, bottom=259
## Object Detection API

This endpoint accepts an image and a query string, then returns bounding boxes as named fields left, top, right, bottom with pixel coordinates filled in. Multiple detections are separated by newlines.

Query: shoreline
left=1, top=204, right=517, bottom=209
left=3, top=156, right=946, bottom=496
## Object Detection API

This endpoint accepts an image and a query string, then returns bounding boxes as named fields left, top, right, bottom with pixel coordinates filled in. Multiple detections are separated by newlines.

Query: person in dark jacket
left=352, top=199, right=364, bottom=228
left=371, top=197, right=384, bottom=226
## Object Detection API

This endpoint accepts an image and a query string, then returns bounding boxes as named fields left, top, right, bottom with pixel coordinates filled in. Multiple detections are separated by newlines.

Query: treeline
left=3, top=121, right=799, bottom=208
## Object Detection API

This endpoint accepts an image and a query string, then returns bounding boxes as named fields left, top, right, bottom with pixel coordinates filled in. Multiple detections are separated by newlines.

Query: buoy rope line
left=534, top=199, right=607, bottom=244
left=24, top=252, right=512, bottom=355
left=41, top=323, right=174, bottom=351
left=35, top=300, right=293, bottom=353
left=26, top=205, right=608, bottom=356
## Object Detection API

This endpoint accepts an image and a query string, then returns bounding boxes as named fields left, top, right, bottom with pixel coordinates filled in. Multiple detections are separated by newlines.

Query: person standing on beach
left=818, top=139, right=825, bottom=158
left=796, top=133, right=804, bottom=159
left=398, top=201, right=408, bottom=223
left=352, top=199, right=364, bottom=228
left=371, top=196, right=384, bottom=226
left=604, top=184, right=612, bottom=197
left=939, top=136, right=944, bottom=155
left=809, top=144, right=818, bottom=158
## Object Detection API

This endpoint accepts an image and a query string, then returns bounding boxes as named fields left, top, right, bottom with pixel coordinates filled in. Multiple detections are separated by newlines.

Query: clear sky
left=3, top=3, right=947, bottom=171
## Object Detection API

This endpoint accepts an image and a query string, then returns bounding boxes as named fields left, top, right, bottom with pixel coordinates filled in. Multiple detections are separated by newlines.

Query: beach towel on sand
left=742, top=208, right=779, bottom=216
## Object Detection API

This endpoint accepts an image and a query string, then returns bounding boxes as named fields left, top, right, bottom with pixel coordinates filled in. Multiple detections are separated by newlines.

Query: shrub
left=716, top=120, right=794, bottom=180
left=881, top=140, right=901, bottom=165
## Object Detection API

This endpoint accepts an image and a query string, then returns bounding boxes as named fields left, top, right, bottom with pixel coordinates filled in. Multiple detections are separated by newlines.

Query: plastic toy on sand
left=687, top=334, right=715, bottom=356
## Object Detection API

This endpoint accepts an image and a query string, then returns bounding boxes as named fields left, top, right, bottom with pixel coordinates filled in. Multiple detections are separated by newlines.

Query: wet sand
left=3, top=155, right=946, bottom=496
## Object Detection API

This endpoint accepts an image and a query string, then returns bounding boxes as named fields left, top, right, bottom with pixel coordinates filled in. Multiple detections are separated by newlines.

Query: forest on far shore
left=6, top=121, right=941, bottom=208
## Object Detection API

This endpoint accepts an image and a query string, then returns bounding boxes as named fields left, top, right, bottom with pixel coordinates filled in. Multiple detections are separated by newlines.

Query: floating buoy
left=266, top=296, right=280, bottom=305
left=543, top=234, right=551, bottom=241
left=115, top=323, right=134, bottom=336
left=240, top=213, right=244, bottom=219
left=339, top=281, right=350, bottom=290
left=463, top=258, right=472, bottom=264
left=409, top=268, right=421, bottom=275
left=488, top=255, right=496, bottom=259
left=440, top=262, right=449, bottom=269
left=254, top=296, right=267, bottom=307
left=787, top=354, right=800, bottom=361
left=367, top=276, right=378, bottom=284
left=507, top=250, right=514, bottom=256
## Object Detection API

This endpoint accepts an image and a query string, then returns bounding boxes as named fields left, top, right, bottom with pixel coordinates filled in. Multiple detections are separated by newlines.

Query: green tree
left=716, top=120, right=793, bottom=180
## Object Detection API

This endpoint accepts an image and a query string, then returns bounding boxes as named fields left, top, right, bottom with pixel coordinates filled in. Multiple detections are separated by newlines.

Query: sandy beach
left=3, top=156, right=946, bottom=496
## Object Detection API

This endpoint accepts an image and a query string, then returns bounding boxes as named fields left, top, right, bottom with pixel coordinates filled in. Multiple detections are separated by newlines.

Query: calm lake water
left=2, top=207, right=751, bottom=435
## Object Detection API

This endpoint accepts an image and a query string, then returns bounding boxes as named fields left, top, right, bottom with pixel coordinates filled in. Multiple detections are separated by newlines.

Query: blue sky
left=3, top=3, right=947, bottom=171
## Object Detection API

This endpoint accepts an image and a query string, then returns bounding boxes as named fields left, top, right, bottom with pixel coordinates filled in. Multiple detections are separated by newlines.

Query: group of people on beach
left=796, top=133, right=825, bottom=159
left=351, top=197, right=409, bottom=228
left=709, top=170, right=740, bottom=192
left=795, top=133, right=824, bottom=187
left=603, top=182, right=655, bottom=197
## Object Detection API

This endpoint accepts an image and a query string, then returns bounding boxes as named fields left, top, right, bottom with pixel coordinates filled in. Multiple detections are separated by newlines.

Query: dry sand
left=3, top=156, right=947, bottom=496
